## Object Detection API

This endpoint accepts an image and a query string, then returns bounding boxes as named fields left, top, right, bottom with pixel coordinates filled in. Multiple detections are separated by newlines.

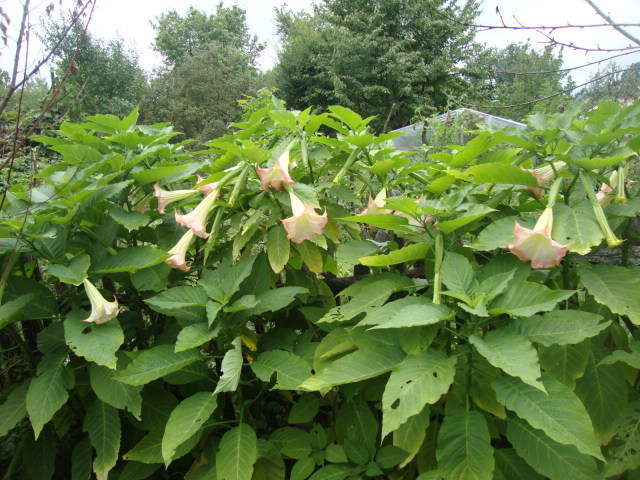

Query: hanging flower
left=257, top=152, right=295, bottom=191
left=195, top=175, right=220, bottom=196
left=359, top=189, right=392, bottom=216
left=165, top=229, right=195, bottom=272
left=281, top=192, right=327, bottom=243
left=175, top=188, right=220, bottom=238
left=523, top=161, right=567, bottom=198
left=82, top=279, right=119, bottom=324
left=596, top=170, right=617, bottom=207
left=153, top=183, right=199, bottom=214
left=508, top=208, right=571, bottom=268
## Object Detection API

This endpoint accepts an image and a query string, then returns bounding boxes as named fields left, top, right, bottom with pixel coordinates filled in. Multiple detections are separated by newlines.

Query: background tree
left=462, top=42, right=571, bottom=121
left=578, top=61, right=640, bottom=109
left=272, top=0, right=480, bottom=132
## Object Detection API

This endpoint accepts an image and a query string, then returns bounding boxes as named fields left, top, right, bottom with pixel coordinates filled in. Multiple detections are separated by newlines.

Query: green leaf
left=0, top=381, right=29, bottom=436
left=214, top=337, right=243, bottom=395
left=175, top=323, right=217, bottom=353
left=437, top=204, right=496, bottom=234
left=251, top=287, right=308, bottom=316
left=123, top=430, right=201, bottom=464
left=538, top=342, right=591, bottom=389
left=117, top=462, right=160, bottom=480
left=470, top=330, right=544, bottom=391
left=359, top=242, right=430, bottom=267
left=89, top=363, right=142, bottom=417
left=26, top=353, right=74, bottom=439
left=467, top=216, right=526, bottom=251
left=267, top=225, right=290, bottom=273
left=441, top=252, right=476, bottom=299
left=344, top=438, right=370, bottom=465
left=360, top=296, right=453, bottom=329
left=507, top=310, right=609, bottom=346
left=599, top=340, right=640, bottom=368
left=335, top=396, right=377, bottom=450
left=92, top=246, right=169, bottom=273
left=83, top=399, right=120, bottom=480
left=377, top=445, right=410, bottom=469
left=492, top=375, right=603, bottom=459
left=336, top=240, right=379, bottom=266
left=308, top=464, right=352, bottom=480
left=115, top=345, right=202, bottom=385
left=216, top=423, right=258, bottom=480
left=604, top=401, right=640, bottom=477
left=436, top=409, right=494, bottom=480
left=131, top=263, right=171, bottom=292
left=296, top=241, right=324, bottom=274
left=552, top=202, right=603, bottom=255
left=0, top=293, right=35, bottom=331
left=493, top=448, right=543, bottom=480
left=393, top=407, right=430, bottom=468
left=270, top=427, right=313, bottom=459
left=575, top=155, right=627, bottom=170
left=47, top=254, right=90, bottom=285
left=337, top=213, right=415, bottom=233
left=145, top=286, right=209, bottom=312
left=302, top=347, right=405, bottom=391
left=24, top=425, right=56, bottom=480
left=71, top=440, right=93, bottom=480
left=575, top=345, right=627, bottom=445
left=162, top=392, right=218, bottom=465
left=251, top=350, right=312, bottom=390
left=252, top=438, right=286, bottom=480
left=288, top=395, right=320, bottom=424
left=109, top=207, right=150, bottom=232
left=506, top=419, right=599, bottom=480
left=451, top=163, right=538, bottom=185
left=382, top=351, right=455, bottom=439
left=291, top=457, right=316, bottom=480
left=489, top=282, right=575, bottom=317
left=132, top=165, right=192, bottom=185
left=578, top=265, right=640, bottom=324
left=64, top=311, right=124, bottom=369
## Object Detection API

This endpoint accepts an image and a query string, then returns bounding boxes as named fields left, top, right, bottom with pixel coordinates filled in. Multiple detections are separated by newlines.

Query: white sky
left=0, top=0, right=639, bottom=86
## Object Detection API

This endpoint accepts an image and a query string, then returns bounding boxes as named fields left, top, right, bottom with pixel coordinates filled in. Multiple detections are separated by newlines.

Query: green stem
left=332, top=147, right=361, bottom=185
left=433, top=233, right=443, bottom=305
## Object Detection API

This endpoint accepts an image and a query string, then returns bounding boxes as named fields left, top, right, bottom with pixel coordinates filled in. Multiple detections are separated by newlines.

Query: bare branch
left=583, top=0, right=640, bottom=46
left=538, top=30, right=639, bottom=53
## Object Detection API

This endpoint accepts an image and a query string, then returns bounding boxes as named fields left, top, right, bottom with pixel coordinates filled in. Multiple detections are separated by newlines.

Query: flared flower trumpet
left=175, top=187, right=220, bottom=238
left=154, top=183, right=199, bottom=214
left=281, top=192, right=327, bottom=243
left=257, top=152, right=295, bottom=191
left=359, top=189, right=392, bottom=216
left=508, top=208, right=571, bottom=268
left=524, top=161, right=567, bottom=198
left=165, top=229, right=195, bottom=271
left=82, top=279, right=119, bottom=324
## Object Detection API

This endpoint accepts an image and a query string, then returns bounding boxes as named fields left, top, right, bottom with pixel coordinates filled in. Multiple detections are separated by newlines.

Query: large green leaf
left=0, top=380, right=29, bottom=436
left=538, top=342, right=591, bottom=389
left=83, top=399, right=120, bottom=480
left=251, top=350, right=312, bottom=390
left=492, top=375, right=602, bottom=459
left=382, top=351, right=455, bottom=439
left=441, top=252, right=476, bottom=299
left=162, top=392, right=218, bottom=464
left=115, top=345, right=202, bottom=386
left=132, top=165, right=192, bottom=185
left=64, top=312, right=124, bottom=369
left=450, top=163, right=538, bottom=185
left=269, top=427, right=313, bottom=459
left=489, top=282, right=575, bottom=317
left=467, top=216, right=532, bottom=251
left=493, top=448, right=543, bottom=480
left=123, top=430, right=202, bottom=464
left=0, top=293, right=36, bottom=330
left=575, top=345, right=627, bottom=445
left=267, top=225, right=290, bottom=273
left=216, top=423, right=258, bottom=480
left=296, top=241, right=324, bottom=274
left=251, top=287, right=308, bottom=316
left=393, top=407, right=430, bottom=468
left=437, top=205, right=496, bottom=234
left=506, top=418, right=599, bottom=480
left=175, top=323, right=217, bottom=353
left=47, top=254, right=90, bottom=285
left=302, top=347, right=405, bottom=391
left=552, top=202, right=603, bottom=255
left=214, top=337, right=243, bottom=394
left=336, top=240, right=379, bottom=266
left=26, top=353, right=74, bottom=439
left=337, top=213, right=415, bottom=233
left=470, top=330, right=544, bottom=391
left=604, top=401, right=640, bottom=477
left=359, top=296, right=453, bottom=329
left=252, top=438, right=286, bottom=480
left=23, top=425, right=56, bottom=480
left=108, top=207, right=150, bottom=232
left=144, top=286, right=209, bottom=311
left=359, top=242, right=430, bottom=267
left=578, top=265, right=640, bottom=324
left=92, top=246, right=169, bottom=273
left=599, top=340, right=640, bottom=368
left=71, top=439, right=93, bottom=480
left=436, top=409, right=494, bottom=480
left=507, top=310, right=609, bottom=346
left=89, top=363, right=142, bottom=417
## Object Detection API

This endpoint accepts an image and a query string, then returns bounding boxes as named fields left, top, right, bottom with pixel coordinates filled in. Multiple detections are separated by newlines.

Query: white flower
left=82, top=279, right=119, bottom=324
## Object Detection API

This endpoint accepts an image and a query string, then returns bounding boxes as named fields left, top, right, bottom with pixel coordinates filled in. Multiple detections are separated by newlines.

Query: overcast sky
left=1, top=0, right=639, bottom=86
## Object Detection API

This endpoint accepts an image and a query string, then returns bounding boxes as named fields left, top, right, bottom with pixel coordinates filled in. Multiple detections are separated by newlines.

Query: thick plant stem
left=433, top=233, right=443, bottom=304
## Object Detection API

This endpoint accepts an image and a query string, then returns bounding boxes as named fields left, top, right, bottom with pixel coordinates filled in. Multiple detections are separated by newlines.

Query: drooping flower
left=579, top=169, right=624, bottom=248
left=281, top=192, right=327, bottom=243
left=524, top=161, right=567, bottom=198
left=359, top=189, right=392, bottom=216
left=257, top=152, right=295, bottom=191
left=195, top=175, right=220, bottom=196
left=508, top=208, right=571, bottom=268
left=82, top=279, right=119, bottom=324
left=175, top=187, right=220, bottom=238
left=165, top=229, right=195, bottom=272
left=154, top=183, right=199, bottom=214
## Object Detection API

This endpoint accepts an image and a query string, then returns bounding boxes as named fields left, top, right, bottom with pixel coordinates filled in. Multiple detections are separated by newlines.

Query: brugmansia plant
left=1, top=98, right=639, bottom=480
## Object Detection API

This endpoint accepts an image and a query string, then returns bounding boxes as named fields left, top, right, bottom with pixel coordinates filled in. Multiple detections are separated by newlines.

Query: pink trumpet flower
left=523, top=161, right=567, bottom=198
left=508, top=208, right=571, bottom=268
left=175, top=188, right=220, bottom=238
left=165, top=229, right=195, bottom=272
left=281, top=192, right=327, bottom=243
left=596, top=170, right=617, bottom=207
left=154, top=183, right=199, bottom=214
left=196, top=175, right=220, bottom=196
left=257, top=152, right=295, bottom=191
left=82, top=279, right=119, bottom=324
left=360, top=189, right=392, bottom=216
